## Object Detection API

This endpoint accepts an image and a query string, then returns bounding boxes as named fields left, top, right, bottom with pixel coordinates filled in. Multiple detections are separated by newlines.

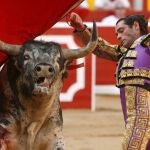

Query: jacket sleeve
left=73, top=27, right=127, bottom=61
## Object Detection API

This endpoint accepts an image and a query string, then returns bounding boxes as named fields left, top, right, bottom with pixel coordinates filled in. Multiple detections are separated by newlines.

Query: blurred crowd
left=80, top=0, right=130, bottom=10
left=78, top=0, right=150, bottom=25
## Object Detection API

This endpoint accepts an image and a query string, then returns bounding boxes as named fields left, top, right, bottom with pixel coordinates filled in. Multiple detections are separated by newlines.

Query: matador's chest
left=116, top=44, right=150, bottom=90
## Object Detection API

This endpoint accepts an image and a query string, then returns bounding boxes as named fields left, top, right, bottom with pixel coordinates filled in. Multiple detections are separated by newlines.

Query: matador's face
left=115, top=20, right=140, bottom=48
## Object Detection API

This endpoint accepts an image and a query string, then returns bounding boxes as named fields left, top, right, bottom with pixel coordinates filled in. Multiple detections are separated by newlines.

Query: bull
left=0, top=22, right=97, bottom=150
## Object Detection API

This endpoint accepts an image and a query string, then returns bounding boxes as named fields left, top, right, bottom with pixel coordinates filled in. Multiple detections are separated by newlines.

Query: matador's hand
left=69, top=12, right=86, bottom=31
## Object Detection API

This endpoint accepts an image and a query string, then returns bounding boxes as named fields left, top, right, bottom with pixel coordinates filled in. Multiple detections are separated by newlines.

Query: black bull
left=0, top=22, right=97, bottom=150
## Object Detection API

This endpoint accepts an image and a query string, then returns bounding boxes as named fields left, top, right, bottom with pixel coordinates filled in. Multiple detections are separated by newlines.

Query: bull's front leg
left=54, top=126, right=64, bottom=150
left=49, top=99, right=65, bottom=150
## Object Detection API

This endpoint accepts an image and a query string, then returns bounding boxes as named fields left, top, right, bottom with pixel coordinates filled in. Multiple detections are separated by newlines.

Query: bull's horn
left=0, top=40, right=21, bottom=55
left=62, top=21, right=98, bottom=60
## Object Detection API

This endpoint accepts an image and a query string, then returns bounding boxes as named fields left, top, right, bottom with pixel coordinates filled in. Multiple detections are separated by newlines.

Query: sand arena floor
left=63, top=95, right=124, bottom=150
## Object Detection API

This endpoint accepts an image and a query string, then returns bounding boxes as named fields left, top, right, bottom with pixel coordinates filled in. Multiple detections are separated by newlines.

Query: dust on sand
left=63, top=95, right=124, bottom=150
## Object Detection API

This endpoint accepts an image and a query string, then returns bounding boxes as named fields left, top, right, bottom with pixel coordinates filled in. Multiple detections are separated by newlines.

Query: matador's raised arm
left=73, top=26, right=127, bottom=61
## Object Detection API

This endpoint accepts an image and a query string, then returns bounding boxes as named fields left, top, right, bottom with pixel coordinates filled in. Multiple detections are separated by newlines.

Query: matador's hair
left=116, top=15, right=149, bottom=35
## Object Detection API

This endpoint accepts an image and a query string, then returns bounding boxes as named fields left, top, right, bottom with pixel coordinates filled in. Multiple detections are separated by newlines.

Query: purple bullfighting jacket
left=116, top=34, right=150, bottom=121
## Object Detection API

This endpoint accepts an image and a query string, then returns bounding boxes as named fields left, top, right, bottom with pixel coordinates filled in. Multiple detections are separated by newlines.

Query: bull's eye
left=24, top=54, right=30, bottom=60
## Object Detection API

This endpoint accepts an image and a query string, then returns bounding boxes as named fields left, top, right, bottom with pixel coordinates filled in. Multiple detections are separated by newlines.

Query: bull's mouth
left=37, top=77, right=46, bottom=84
left=36, top=77, right=53, bottom=87
left=33, top=76, right=53, bottom=95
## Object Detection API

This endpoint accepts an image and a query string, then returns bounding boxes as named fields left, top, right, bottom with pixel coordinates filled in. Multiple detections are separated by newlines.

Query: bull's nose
left=35, top=64, right=55, bottom=75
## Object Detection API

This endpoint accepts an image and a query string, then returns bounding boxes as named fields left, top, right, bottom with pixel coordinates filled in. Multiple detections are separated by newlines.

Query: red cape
left=0, top=0, right=83, bottom=64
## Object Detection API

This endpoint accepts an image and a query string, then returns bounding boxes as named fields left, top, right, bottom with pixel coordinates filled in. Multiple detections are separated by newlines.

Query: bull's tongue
left=42, top=78, right=50, bottom=87
left=33, top=77, right=53, bottom=94
left=38, top=78, right=50, bottom=88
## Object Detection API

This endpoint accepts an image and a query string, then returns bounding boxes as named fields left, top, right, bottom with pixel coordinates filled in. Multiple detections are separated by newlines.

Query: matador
left=70, top=13, right=150, bottom=150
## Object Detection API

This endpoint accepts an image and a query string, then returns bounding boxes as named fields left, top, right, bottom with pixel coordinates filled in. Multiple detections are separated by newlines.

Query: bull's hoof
left=55, top=145, right=64, bottom=150
left=55, top=137, right=64, bottom=150
left=56, top=148, right=64, bottom=150
left=54, top=144, right=65, bottom=150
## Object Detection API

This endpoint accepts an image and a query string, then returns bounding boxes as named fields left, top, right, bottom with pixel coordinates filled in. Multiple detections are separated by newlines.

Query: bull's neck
left=20, top=92, right=59, bottom=121
left=17, top=91, right=60, bottom=150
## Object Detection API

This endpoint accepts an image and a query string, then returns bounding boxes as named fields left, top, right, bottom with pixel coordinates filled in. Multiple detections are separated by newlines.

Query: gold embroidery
left=132, top=51, right=138, bottom=58
left=120, top=47, right=128, bottom=54
left=126, top=50, right=131, bottom=57
left=122, top=60, right=128, bottom=68
left=126, top=50, right=137, bottom=58
left=136, top=88, right=150, bottom=150
left=140, top=69, right=148, bottom=77
left=123, top=87, right=150, bottom=150
left=122, top=60, right=134, bottom=68
left=119, top=69, right=150, bottom=79
left=133, top=69, right=140, bottom=76
left=118, top=78, right=145, bottom=86
left=148, top=71, right=150, bottom=78
left=126, top=69, right=133, bottom=76
left=120, top=70, right=127, bottom=78
left=123, top=86, right=136, bottom=150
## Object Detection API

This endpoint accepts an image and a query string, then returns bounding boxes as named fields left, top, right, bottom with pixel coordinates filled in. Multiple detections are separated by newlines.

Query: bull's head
left=0, top=22, right=98, bottom=97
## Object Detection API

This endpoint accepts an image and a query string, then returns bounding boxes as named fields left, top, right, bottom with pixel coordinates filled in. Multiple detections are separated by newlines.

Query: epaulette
left=141, top=33, right=150, bottom=47
left=116, top=40, right=150, bottom=90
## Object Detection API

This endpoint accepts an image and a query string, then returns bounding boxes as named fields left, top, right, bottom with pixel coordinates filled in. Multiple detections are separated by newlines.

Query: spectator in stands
left=79, top=0, right=103, bottom=10
left=100, top=0, right=130, bottom=25
left=69, top=12, right=150, bottom=149
left=95, top=0, right=130, bottom=10
left=79, top=0, right=130, bottom=11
